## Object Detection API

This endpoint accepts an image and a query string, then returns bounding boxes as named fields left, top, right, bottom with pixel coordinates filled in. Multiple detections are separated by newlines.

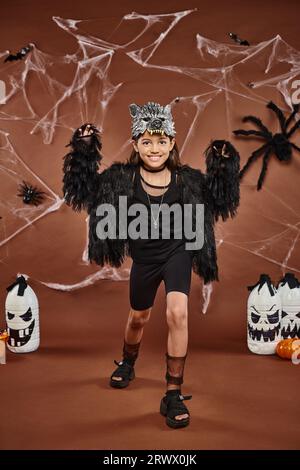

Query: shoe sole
left=160, top=398, right=190, bottom=428
left=109, top=368, right=135, bottom=388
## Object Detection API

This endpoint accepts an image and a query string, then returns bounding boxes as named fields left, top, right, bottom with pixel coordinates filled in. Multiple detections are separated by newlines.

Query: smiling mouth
left=7, top=319, right=35, bottom=347
left=248, top=323, right=280, bottom=342
left=281, top=323, right=299, bottom=339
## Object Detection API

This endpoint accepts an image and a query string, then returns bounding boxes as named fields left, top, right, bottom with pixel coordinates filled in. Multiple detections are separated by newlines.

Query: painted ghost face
left=281, top=309, right=300, bottom=339
left=247, top=275, right=282, bottom=355
left=6, top=307, right=35, bottom=349
left=248, top=304, right=281, bottom=343
left=278, top=273, right=300, bottom=340
left=5, top=279, right=39, bottom=353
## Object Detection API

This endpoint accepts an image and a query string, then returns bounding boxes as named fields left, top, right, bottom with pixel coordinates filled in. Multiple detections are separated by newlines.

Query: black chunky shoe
left=160, top=391, right=192, bottom=428
left=109, top=359, right=135, bottom=388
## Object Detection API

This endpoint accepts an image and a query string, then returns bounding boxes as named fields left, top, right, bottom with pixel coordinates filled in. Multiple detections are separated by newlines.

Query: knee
left=166, top=305, right=187, bottom=328
left=129, top=308, right=151, bottom=329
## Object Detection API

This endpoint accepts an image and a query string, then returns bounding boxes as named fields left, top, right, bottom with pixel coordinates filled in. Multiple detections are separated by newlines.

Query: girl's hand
left=221, top=143, right=231, bottom=158
left=213, top=143, right=231, bottom=158
left=78, top=123, right=95, bottom=138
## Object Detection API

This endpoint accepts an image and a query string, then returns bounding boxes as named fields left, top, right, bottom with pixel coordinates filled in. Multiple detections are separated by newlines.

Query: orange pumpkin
left=276, top=338, right=300, bottom=359
left=0, top=329, right=9, bottom=341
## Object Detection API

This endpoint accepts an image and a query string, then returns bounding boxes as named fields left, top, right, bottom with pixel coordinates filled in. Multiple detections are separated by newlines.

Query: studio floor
left=1, top=271, right=299, bottom=450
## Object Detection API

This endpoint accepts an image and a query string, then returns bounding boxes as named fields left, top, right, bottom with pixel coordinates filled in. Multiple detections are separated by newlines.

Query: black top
left=128, top=164, right=187, bottom=264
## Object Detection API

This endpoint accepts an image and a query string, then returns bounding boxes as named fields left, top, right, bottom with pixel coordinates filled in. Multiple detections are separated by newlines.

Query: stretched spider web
left=0, top=9, right=299, bottom=313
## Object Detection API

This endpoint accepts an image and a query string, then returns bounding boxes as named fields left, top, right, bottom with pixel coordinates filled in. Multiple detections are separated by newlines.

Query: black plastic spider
left=4, top=44, right=33, bottom=63
left=17, top=181, right=46, bottom=205
left=228, top=32, right=250, bottom=46
left=233, top=101, right=300, bottom=190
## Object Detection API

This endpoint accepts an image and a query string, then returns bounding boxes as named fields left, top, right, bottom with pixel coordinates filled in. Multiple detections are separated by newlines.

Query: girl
left=63, top=101, right=240, bottom=429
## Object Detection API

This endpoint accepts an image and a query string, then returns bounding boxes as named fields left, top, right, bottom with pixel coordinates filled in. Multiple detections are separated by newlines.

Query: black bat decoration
left=233, top=101, right=300, bottom=190
left=4, top=44, right=33, bottom=63
left=17, top=181, right=46, bottom=205
left=228, top=32, right=250, bottom=46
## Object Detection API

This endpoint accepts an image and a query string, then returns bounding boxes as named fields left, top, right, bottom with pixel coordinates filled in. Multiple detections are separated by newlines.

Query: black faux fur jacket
left=63, top=135, right=240, bottom=284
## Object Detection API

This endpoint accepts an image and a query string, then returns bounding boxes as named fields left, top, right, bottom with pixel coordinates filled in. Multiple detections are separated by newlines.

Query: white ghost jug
left=277, top=273, right=300, bottom=340
left=5, top=275, right=40, bottom=353
left=247, top=274, right=281, bottom=354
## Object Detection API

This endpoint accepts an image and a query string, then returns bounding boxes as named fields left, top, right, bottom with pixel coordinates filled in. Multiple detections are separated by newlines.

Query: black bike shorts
left=129, top=250, right=193, bottom=311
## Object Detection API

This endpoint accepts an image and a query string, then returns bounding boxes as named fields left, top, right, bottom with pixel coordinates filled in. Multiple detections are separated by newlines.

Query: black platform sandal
left=109, top=359, right=135, bottom=388
left=160, top=391, right=192, bottom=428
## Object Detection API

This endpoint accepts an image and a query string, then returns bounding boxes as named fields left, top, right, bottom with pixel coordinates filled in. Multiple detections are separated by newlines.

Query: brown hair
left=127, top=133, right=182, bottom=170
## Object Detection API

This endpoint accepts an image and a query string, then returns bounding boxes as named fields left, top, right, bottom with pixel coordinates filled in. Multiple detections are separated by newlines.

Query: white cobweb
left=0, top=9, right=299, bottom=314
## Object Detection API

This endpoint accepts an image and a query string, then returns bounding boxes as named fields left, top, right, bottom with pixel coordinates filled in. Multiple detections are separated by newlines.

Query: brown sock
left=165, top=352, right=188, bottom=392
left=122, top=339, right=141, bottom=366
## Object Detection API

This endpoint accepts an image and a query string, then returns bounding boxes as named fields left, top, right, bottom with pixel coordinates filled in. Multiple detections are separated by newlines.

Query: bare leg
left=111, top=307, right=151, bottom=381
left=125, top=307, right=151, bottom=343
left=165, top=291, right=189, bottom=420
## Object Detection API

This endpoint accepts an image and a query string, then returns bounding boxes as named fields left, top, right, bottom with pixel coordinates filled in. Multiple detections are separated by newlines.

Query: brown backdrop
left=0, top=0, right=299, bottom=450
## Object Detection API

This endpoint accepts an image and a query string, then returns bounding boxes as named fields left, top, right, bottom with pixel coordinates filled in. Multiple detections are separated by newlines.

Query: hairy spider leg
left=257, top=147, right=272, bottom=190
left=285, top=105, right=299, bottom=133
left=267, top=101, right=300, bottom=136
left=237, top=143, right=269, bottom=179
left=242, top=115, right=272, bottom=137
left=267, top=101, right=288, bottom=133
left=291, top=142, right=300, bottom=152
left=287, top=118, right=300, bottom=138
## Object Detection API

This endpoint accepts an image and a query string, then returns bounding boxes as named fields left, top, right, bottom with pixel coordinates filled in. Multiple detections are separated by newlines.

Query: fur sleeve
left=88, top=162, right=135, bottom=266
left=204, top=139, right=240, bottom=222
left=62, top=124, right=103, bottom=213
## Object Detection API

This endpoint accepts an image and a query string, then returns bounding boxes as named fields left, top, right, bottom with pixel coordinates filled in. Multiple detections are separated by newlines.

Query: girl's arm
left=62, top=123, right=103, bottom=213
left=204, top=140, right=240, bottom=222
